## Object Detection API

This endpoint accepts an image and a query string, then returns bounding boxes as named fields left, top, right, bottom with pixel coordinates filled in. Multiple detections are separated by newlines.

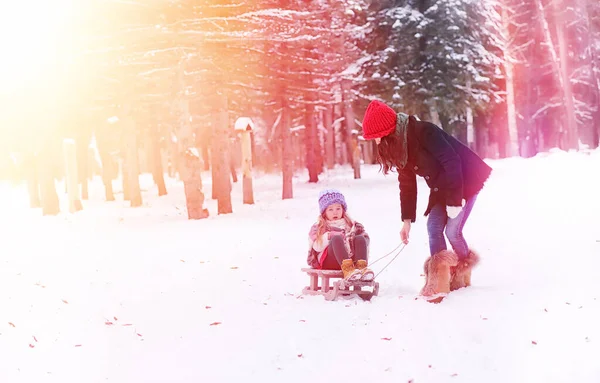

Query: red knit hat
left=362, top=100, right=397, bottom=140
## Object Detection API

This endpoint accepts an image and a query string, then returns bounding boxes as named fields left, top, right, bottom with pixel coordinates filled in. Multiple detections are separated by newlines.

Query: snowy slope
left=1, top=149, right=599, bottom=383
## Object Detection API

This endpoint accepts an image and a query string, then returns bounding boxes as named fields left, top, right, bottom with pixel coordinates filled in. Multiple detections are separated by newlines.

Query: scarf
left=328, top=218, right=355, bottom=258
left=396, top=112, right=409, bottom=169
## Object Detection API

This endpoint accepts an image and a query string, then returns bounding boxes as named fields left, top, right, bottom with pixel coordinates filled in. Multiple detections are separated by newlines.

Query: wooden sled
left=301, top=268, right=380, bottom=301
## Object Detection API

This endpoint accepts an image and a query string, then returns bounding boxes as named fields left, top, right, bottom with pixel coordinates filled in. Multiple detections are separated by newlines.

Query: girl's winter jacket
left=306, top=219, right=369, bottom=269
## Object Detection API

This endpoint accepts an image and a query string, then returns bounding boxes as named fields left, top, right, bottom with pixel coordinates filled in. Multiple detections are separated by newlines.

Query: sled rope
left=370, top=243, right=407, bottom=279
left=369, top=243, right=402, bottom=265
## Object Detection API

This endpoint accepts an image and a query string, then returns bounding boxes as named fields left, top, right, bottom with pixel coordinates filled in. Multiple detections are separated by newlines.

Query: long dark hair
left=376, top=131, right=406, bottom=175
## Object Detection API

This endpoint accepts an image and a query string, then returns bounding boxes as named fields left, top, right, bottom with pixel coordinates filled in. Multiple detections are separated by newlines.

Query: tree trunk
left=38, top=146, right=60, bottom=216
left=39, top=174, right=60, bottom=216
left=305, top=105, right=319, bottom=183
left=101, top=155, right=115, bottom=201
left=63, top=139, right=83, bottom=213
left=178, top=120, right=208, bottom=218
left=80, top=176, right=88, bottom=200
left=101, top=151, right=115, bottom=202
left=96, top=127, right=116, bottom=201
left=211, top=144, right=218, bottom=199
left=123, top=116, right=142, bottom=207
left=464, top=80, right=476, bottom=150
left=281, top=99, right=293, bottom=199
left=352, top=146, right=361, bottom=179
left=201, top=144, right=210, bottom=171
left=316, top=114, right=324, bottom=175
left=496, top=112, right=509, bottom=158
left=76, top=135, right=89, bottom=200
left=180, top=149, right=209, bottom=219
left=554, top=8, right=579, bottom=150
left=240, top=131, right=254, bottom=204
left=535, top=0, right=577, bottom=150
left=342, top=82, right=360, bottom=179
left=324, top=104, right=335, bottom=169
left=104, top=176, right=115, bottom=201
left=501, top=4, right=521, bottom=157
left=212, top=93, right=233, bottom=214
left=337, top=108, right=348, bottom=165
left=361, top=140, right=375, bottom=164
left=169, top=136, right=178, bottom=178
left=121, top=157, right=130, bottom=201
left=591, top=0, right=600, bottom=148
left=176, top=57, right=209, bottom=219
left=473, top=114, right=489, bottom=159
left=195, top=124, right=211, bottom=172
left=250, top=129, right=257, bottom=171
left=229, top=145, right=238, bottom=183
left=151, top=130, right=167, bottom=196
left=25, top=153, right=41, bottom=208
left=342, top=102, right=353, bottom=167
left=428, top=104, right=442, bottom=127
left=522, top=37, right=542, bottom=157
left=580, top=0, right=600, bottom=149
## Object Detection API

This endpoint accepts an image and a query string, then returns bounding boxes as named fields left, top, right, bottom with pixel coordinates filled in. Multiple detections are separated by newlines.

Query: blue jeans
left=427, top=193, right=478, bottom=260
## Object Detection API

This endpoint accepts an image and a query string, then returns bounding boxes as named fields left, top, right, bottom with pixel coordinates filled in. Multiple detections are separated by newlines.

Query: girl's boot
left=341, top=259, right=361, bottom=281
left=450, top=249, right=480, bottom=291
left=355, top=260, right=375, bottom=281
left=420, top=250, right=458, bottom=303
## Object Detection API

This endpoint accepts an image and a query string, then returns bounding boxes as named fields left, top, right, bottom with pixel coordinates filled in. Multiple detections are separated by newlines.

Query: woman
left=361, top=100, right=492, bottom=302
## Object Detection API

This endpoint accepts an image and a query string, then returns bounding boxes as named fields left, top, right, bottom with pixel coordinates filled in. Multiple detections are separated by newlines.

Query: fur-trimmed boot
left=450, top=249, right=480, bottom=291
left=355, top=260, right=375, bottom=282
left=341, top=259, right=361, bottom=282
left=420, top=250, right=458, bottom=303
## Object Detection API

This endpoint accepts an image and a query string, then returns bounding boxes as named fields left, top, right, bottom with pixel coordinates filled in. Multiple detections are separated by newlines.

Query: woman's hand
left=400, top=220, right=411, bottom=244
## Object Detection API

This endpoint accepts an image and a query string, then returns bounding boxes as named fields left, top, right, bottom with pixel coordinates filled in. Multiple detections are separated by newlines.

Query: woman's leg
left=427, top=204, right=448, bottom=256
left=422, top=203, right=458, bottom=302
left=445, top=194, right=480, bottom=291
left=444, top=193, right=478, bottom=260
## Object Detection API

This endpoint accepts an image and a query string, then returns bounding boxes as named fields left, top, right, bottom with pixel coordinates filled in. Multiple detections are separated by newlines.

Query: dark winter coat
left=399, top=116, right=492, bottom=222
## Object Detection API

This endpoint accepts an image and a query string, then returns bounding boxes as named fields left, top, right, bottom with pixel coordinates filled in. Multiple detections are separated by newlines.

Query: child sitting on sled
left=306, top=189, right=375, bottom=282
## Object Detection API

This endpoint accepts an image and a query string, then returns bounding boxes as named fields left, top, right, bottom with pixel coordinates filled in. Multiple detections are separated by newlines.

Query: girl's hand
left=400, top=221, right=411, bottom=244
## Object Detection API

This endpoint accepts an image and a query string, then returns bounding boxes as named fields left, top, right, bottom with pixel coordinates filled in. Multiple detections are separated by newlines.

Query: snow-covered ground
left=1, top=149, right=599, bottom=383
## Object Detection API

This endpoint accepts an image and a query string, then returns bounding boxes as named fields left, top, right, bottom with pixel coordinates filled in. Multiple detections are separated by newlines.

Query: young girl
left=306, top=189, right=374, bottom=282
